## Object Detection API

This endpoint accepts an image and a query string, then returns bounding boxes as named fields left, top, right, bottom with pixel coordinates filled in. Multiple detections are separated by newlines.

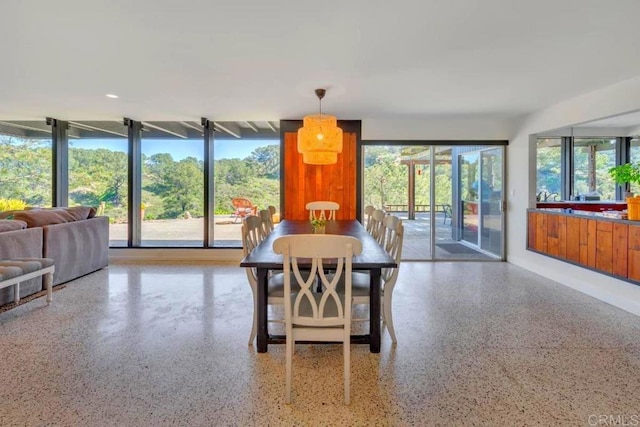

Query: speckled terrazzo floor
left=1, top=262, right=639, bottom=426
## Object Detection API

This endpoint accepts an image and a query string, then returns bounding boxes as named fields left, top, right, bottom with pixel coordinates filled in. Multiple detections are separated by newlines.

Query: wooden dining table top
left=239, top=219, right=397, bottom=269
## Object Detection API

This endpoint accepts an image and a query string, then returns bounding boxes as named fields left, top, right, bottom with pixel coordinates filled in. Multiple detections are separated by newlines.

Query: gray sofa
left=0, top=209, right=109, bottom=306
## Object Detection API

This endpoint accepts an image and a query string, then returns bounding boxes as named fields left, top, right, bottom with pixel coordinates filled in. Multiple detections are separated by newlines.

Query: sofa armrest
left=0, top=227, right=43, bottom=259
left=43, top=216, right=109, bottom=285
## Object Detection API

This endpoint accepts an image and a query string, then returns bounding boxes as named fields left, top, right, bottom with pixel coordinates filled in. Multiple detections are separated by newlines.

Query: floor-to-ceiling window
left=212, top=138, right=280, bottom=247
left=67, top=121, right=129, bottom=246
left=0, top=122, right=52, bottom=208
left=141, top=124, right=204, bottom=247
left=0, top=119, right=281, bottom=248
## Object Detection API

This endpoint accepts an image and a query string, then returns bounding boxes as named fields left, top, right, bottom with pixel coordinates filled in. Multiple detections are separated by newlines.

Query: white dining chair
left=242, top=215, right=303, bottom=346
left=369, top=209, right=386, bottom=244
left=268, top=205, right=277, bottom=223
left=306, top=201, right=339, bottom=221
left=364, top=205, right=375, bottom=233
left=349, top=215, right=403, bottom=344
left=258, top=208, right=274, bottom=237
left=273, top=234, right=362, bottom=405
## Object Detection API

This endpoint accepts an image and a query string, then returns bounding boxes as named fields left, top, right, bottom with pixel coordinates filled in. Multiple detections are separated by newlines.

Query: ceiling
left=574, top=110, right=640, bottom=128
left=2, top=0, right=640, bottom=123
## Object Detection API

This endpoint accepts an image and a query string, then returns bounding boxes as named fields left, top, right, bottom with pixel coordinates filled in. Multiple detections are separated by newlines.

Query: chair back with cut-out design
left=273, top=234, right=362, bottom=327
left=274, top=234, right=362, bottom=405
left=306, top=201, right=339, bottom=221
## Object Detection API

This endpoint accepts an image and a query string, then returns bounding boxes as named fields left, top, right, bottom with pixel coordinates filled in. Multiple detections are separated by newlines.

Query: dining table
left=240, top=219, right=397, bottom=353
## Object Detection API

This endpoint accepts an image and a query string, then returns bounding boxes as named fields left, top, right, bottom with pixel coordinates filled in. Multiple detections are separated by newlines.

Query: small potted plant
left=608, top=162, right=640, bottom=198
left=310, top=218, right=327, bottom=234
left=609, top=162, right=640, bottom=220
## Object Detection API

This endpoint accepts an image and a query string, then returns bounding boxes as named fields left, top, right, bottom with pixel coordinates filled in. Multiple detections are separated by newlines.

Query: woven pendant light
left=297, top=89, right=343, bottom=165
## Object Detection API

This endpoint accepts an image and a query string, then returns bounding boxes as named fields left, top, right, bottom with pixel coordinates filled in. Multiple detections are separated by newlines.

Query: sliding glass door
left=458, top=147, right=504, bottom=257
left=362, top=143, right=505, bottom=261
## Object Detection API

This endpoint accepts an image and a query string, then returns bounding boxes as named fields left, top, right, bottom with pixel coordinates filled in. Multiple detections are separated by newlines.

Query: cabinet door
left=595, top=221, right=613, bottom=274
left=628, top=225, right=640, bottom=282
left=565, top=216, right=581, bottom=263
left=612, top=223, right=628, bottom=278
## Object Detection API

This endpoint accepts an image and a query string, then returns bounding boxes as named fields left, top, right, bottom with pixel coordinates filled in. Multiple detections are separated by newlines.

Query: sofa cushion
left=0, top=266, right=23, bottom=282
left=0, top=220, right=27, bottom=233
left=13, top=209, right=76, bottom=228
left=9, top=207, right=97, bottom=228
left=0, top=259, right=50, bottom=274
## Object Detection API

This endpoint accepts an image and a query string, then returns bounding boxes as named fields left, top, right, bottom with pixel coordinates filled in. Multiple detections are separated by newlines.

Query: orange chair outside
left=232, top=198, right=258, bottom=223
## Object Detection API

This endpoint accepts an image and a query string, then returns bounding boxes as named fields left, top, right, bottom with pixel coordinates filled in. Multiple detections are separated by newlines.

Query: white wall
left=362, top=117, right=513, bottom=140
left=626, top=124, right=640, bottom=136
left=538, top=127, right=629, bottom=137
left=508, top=75, right=640, bottom=316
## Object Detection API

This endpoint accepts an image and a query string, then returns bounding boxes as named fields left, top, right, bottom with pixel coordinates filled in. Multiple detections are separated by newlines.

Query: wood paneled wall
left=527, top=209, right=640, bottom=284
left=282, top=131, right=357, bottom=220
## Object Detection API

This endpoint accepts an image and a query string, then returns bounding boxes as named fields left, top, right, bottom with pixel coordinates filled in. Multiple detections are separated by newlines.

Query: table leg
left=369, top=268, right=381, bottom=353
left=256, top=267, right=269, bottom=353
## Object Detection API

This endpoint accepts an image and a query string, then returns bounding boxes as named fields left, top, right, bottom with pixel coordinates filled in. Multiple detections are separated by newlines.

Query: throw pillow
left=0, top=210, right=18, bottom=220
left=65, top=206, right=93, bottom=221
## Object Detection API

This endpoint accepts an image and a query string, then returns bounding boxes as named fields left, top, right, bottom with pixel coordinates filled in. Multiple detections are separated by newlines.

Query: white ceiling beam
left=213, top=121, right=241, bottom=139
left=244, top=121, right=258, bottom=132
left=0, top=121, right=51, bottom=134
left=68, top=121, right=127, bottom=137
left=180, top=121, right=203, bottom=133
left=141, top=122, right=188, bottom=139
left=265, top=121, right=277, bottom=132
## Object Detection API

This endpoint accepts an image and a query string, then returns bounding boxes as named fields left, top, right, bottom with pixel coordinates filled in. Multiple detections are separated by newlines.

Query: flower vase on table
left=311, top=219, right=326, bottom=234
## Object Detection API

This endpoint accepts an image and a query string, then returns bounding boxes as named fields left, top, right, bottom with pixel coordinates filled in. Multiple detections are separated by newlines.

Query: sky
left=69, top=138, right=276, bottom=161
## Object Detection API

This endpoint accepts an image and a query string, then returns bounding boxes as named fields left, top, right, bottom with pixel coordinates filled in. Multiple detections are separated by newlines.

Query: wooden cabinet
left=528, top=209, right=640, bottom=285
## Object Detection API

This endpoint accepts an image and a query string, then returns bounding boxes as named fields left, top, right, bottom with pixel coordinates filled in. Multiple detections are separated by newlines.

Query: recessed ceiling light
left=105, top=94, right=119, bottom=99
